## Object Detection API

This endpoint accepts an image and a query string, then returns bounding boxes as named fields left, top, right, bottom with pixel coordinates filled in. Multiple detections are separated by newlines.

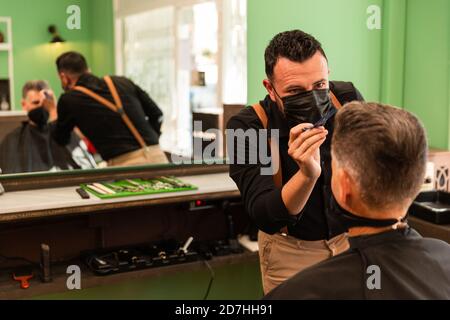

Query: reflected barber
left=45, top=51, right=168, bottom=167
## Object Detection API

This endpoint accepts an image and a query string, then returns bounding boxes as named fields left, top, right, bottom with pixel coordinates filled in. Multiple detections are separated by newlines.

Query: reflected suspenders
left=251, top=103, right=284, bottom=188
left=73, top=76, right=148, bottom=150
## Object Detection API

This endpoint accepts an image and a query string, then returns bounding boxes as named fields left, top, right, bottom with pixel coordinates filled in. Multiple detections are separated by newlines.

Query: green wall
left=90, top=0, right=116, bottom=78
left=247, top=0, right=383, bottom=104
left=247, top=0, right=450, bottom=149
left=402, top=0, right=450, bottom=150
left=0, top=0, right=114, bottom=110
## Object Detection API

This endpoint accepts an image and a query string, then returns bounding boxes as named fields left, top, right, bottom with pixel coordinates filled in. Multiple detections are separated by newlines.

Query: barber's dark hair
left=56, top=51, right=89, bottom=75
left=332, top=102, right=428, bottom=210
left=264, top=30, right=327, bottom=80
left=22, top=80, right=49, bottom=98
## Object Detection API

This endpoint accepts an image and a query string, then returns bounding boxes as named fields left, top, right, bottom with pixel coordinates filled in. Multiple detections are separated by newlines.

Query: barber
left=227, top=30, right=364, bottom=294
left=46, top=51, right=168, bottom=166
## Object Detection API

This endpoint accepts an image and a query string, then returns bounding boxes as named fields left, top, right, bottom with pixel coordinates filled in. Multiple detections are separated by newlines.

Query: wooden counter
left=0, top=172, right=240, bottom=222
left=0, top=171, right=259, bottom=299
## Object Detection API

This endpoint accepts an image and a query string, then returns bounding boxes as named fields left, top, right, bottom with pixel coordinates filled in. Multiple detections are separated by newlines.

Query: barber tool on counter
left=0, top=168, right=4, bottom=196
left=40, top=243, right=52, bottom=283
left=8, top=244, right=52, bottom=289
left=81, top=176, right=197, bottom=199
left=83, top=237, right=200, bottom=276
left=222, top=201, right=242, bottom=254
left=83, top=235, right=245, bottom=277
left=12, top=269, right=34, bottom=289
left=178, top=237, right=194, bottom=256
left=76, top=188, right=91, bottom=199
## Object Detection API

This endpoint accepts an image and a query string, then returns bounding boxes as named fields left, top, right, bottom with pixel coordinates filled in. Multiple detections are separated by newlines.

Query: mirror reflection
left=0, top=0, right=247, bottom=174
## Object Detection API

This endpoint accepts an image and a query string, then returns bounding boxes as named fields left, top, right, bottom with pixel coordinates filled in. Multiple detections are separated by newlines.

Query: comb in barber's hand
left=302, top=108, right=337, bottom=132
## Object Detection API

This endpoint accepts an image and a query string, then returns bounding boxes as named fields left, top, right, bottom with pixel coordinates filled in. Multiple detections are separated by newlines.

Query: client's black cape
left=0, top=122, right=96, bottom=174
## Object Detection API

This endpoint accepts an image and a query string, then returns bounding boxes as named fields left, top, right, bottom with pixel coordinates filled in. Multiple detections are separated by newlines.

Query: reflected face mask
left=28, top=107, right=49, bottom=128
left=281, top=89, right=332, bottom=128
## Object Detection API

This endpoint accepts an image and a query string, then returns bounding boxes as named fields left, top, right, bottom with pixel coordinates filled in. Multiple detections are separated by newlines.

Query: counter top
left=0, top=172, right=240, bottom=222
left=0, top=111, right=26, bottom=117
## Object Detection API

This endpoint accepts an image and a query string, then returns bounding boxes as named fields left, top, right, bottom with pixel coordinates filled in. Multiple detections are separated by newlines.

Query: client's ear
left=340, top=169, right=356, bottom=208
left=21, top=99, right=28, bottom=112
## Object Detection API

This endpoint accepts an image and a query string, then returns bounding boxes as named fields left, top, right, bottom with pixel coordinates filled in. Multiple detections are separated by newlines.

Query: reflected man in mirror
left=47, top=51, right=168, bottom=167
left=0, top=80, right=96, bottom=174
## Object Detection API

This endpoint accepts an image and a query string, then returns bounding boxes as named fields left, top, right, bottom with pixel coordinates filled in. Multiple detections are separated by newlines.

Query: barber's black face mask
left=282, top=89, right=332, bottom=128
left=28, top=107, right=49, bottom=128
left=330, top=195, right=407, bottom=229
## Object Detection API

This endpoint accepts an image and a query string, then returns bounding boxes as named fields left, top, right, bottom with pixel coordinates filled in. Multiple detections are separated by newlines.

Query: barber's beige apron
left=107, top=145, right=168, bottom=167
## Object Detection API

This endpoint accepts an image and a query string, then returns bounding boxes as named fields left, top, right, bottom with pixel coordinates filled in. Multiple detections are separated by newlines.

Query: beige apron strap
left=103, top=76, right=147, bottom=149
left=252, top=103, right=269, bottom=129
left=103, top=76, right=124, bottom=110
left=73, top=78, right=148, bottom=149
left=252, top=103, right=283, bottom=188
left=73, top=85, right=118, bottom=113
left=330, top=91, right=343, bottom=110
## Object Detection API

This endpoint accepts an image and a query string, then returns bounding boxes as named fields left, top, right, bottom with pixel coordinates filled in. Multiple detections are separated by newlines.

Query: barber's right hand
left=39, top=90, right=56, bottom=110
left=288, top=123, right=328, bottom=179
left=39, top=90, right=57, bottom=121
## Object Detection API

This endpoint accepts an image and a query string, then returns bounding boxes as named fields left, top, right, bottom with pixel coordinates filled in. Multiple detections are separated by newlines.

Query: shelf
left=0, top=43, right=11, bottom=51
left=0, top=110, right=26, bottom=117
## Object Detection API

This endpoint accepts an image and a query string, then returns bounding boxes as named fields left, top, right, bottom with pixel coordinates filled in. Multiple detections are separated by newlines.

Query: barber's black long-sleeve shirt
left=227, top=81, right=364, bottom=241
left=52, top=74, right=163, bottom=160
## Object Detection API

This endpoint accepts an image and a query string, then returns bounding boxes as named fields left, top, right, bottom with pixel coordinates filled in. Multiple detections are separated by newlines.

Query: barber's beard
left=274, top=97, right=285, bottom=114
left=62, top=84, right=70, bottom=92
left=62, top=79, right=71, bottom=92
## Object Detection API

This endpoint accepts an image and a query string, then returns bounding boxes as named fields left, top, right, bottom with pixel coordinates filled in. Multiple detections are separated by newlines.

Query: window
left=115, top=0, right=247, bottom=158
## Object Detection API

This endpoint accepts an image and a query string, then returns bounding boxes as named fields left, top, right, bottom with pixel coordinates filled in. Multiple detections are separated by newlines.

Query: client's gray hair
left=332, top=101, right=428, bottom=210
left=22, top=80, right=49, bottom=98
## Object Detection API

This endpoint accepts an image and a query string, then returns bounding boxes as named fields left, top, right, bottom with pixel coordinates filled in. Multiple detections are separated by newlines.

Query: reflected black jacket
left=227, top=81, right=364, bottom=241
left=51, top=74, right=163, bottom=161
left=264, top=228, right=450, bottom=299
left=0, top=122, right=95, bottom=174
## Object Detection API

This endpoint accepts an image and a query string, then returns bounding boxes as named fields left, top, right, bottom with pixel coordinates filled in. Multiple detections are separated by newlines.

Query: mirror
left=0, top=0, right=247, bottom=176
